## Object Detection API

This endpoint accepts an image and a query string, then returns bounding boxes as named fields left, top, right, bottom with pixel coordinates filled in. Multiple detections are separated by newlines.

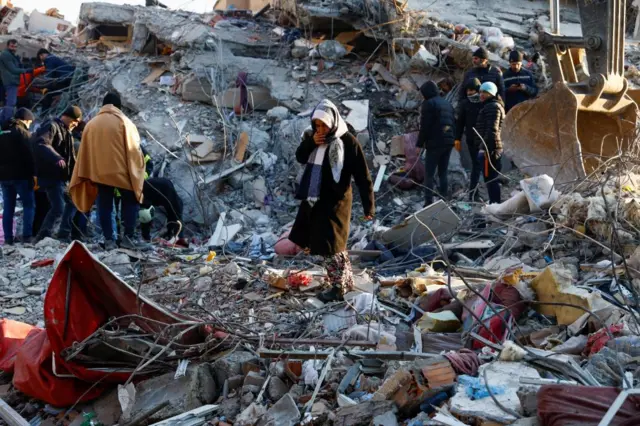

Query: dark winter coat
left=43, top=55, right=75, bottom=80
left=460, top=65, right=505, bottom=101
left=474, top=96, right=506, bottom=153
left=503, top=67, right=538, bottom=112
left=417, top=81, right=456, bottom=150
left=142, top=177, right=183, bottom=224
left=455, top=97, right=483, bottom=145
left=289, top=132, right=375, bottom=256
left=32, top=118, right=75, bottom=181
left=0, top=120, right=34, bottom=181
left=0, top=49, right=30, bottom=87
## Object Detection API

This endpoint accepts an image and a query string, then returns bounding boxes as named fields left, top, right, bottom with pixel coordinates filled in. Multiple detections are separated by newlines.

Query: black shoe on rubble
left=317, top=287, right=342, bottom=303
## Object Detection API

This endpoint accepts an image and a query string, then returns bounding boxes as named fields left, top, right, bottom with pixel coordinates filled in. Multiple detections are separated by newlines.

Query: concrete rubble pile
left=2, top=1, right=640, bottom=426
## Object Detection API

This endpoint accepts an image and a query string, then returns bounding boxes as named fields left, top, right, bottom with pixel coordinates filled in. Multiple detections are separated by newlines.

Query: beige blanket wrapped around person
left=70, top=105, right=145, bottom=213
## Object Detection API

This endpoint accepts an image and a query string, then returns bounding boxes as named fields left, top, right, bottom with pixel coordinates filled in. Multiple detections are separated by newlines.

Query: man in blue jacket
left=37, top=49, right=75, bottom=113
left=503, top=50, right=538, bottom=112
left=417, top=81, right=456, bottom=206
left=0, top=40, right=32, bottom=123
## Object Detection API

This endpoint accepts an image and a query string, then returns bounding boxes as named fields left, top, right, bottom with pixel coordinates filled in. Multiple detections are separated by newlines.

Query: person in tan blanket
left=70, top=92, right=148, bottom=250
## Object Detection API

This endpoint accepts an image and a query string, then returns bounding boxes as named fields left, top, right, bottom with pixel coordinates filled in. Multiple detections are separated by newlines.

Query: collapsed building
left=2, top=1, right=640, bottom=425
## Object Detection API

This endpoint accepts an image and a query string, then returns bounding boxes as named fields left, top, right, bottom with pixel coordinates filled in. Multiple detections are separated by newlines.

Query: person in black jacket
left=139, top=177, right=187, bottom=246
left=503, top=50, right=538, bottom=112
left=32, top=105, right=82, bottom=241
left=417, top=81, right=456, bottom=205
left=0, top=108, right=35, bottom=244
left=459, top=47, right=505, bottom=102
left=455, top=78, right=484, bottom=201
left=475, top=82, right=506, bottom=204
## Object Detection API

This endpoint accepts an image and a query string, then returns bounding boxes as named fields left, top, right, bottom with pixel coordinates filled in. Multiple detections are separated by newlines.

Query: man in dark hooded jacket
left=459, top=47, right=505, bottom=102
left=503, top=50, right=538, bottom=112
left=455, top=78, right=484, bottom=201
left=417, top=81, right=456, bottom=205
left=475, top=82, right=505, bottom=204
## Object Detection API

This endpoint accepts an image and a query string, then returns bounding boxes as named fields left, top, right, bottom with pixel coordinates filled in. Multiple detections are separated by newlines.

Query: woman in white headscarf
left=289, top=99, right=375, bottom=302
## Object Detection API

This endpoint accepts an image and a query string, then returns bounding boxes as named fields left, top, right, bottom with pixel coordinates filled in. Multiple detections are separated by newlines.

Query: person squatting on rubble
left=32, top=106, right=82, bottom=242
left=503, top=50, right=538, bottom=113
left=36, top=49, right=76, bottom=113
left=459, top=47, right=505, bottom=103
left=70, top=92, right=148, bottom=251
left=0, top=108, right=35, bottom=244
left=139, top=177, right=187, bottom=247
left=0, top=40, right=33, bottom=124
left=475, top=82, right=505, bottom=204
left=455, top=78, right=484, bottom=201
left=417, top=81, right=456, bottom=206
left=289, top=99, right=375, bottom=303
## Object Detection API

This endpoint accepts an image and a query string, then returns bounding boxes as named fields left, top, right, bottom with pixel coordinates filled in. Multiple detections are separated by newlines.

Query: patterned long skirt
left=325, top=251, right=354, bottom=296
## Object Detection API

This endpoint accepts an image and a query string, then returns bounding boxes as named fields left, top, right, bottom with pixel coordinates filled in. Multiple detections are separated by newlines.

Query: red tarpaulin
left=0, top=242, right=207, bottom=407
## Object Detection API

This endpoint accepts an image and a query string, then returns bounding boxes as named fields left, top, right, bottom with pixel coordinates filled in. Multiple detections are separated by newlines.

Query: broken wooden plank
left=201, top=151, right=259, bottom=185
left=142, top=66, right=168, bottom=85
left=373, top=164, right=386, bottom=192
left=0, top=399, right=29, bottom=426
left=380, top=200, right=461, bottom=250
left=372, top=63, right=400, bottom=86
left=235, top=132, right=249, bottom=162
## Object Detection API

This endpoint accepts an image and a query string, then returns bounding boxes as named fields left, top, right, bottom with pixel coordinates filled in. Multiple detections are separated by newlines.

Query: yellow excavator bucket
left=502, top=0, right=639, bottom=185
left=503, top=82, right=638, bottom=185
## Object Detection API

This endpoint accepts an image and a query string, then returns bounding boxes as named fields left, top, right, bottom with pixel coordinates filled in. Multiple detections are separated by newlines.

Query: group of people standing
left=419, top=47, right=538, bottom=205
left=0, top=92, right=186, bottom=249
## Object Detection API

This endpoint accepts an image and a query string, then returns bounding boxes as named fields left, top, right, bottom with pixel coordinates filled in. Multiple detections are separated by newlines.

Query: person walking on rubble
left=417, top=81, right=456, bottom=206
left=459, top=47, right=505, bottom=102
left=289, top=99, right=375, bottom=303
left=32, top=106, right=82, bottom=242
left=0, top=108, right=35, bottom=244
left=503, top=50, right=538, bottom=113
left=475, top=82, right=505, bottom=204
left=69, top=92, right=149, bottom=251
left=37, top=49, right=76, bottom=114
left=0, top=40, right=33, bottom=124
left=455, top=78, right=484, bottom=201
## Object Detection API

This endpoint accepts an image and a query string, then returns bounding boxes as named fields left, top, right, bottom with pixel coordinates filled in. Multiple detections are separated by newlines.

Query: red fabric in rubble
left=0, top=319, right=38, bottom=373
left=582, top=324, right=624, bottom=357
left=538, top=385, right=640, bottom=426
left=1, top=241, right=207, bottom=407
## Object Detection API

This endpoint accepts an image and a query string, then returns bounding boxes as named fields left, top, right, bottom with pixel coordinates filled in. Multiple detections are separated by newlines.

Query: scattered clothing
left=70, top=105, right=145, bottom=213
left=387, top=132, right=425, bottom=190
left=325, top=251, right=354, bottom=296
left=503, top=67, right=538, bottom=112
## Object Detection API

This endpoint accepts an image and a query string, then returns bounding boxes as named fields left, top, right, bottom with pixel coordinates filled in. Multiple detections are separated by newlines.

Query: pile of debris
left=2, top=1, right=640, bottom=426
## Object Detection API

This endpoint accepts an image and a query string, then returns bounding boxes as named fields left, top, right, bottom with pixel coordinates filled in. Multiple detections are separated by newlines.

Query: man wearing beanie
left=0, top=108, right=35, bottom=244
left=70, top=92, right=148, bottom=251
left=503, top=50, right=538, bottom=112
left=459, top=47, right=505, bottom=102
left=417, top=81, right=456, bottom=206
left=455, top=78, right=484, bottom=201
left=32, top=105, right=82, bottom=242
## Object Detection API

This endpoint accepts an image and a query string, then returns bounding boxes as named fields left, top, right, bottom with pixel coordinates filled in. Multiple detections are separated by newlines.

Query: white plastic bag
left=520, top=174, right=561, bottom=212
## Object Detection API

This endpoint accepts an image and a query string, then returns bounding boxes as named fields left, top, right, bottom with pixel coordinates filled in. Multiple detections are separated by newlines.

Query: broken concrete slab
left=257, top=393, right=299, bottom=426
left=211, top=351, right=258, bottom=387
left=342, top=100, right=369, bottom=133
left=130, top=364, right=217, bottom=423
left=335, top=400, right=396, bottom=425
left=267, top=376, right=289, bottom=401
left=235, top=402, right=267, bottom=426
left=266, top=106, right=289, bottom=121
left=450, top=362, right=540, bottom=424
left=239, top=123, right=271, bottom=151
left=318, top=40, right=347, bottom=60
left=380, top=200, right=461, bottom=250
